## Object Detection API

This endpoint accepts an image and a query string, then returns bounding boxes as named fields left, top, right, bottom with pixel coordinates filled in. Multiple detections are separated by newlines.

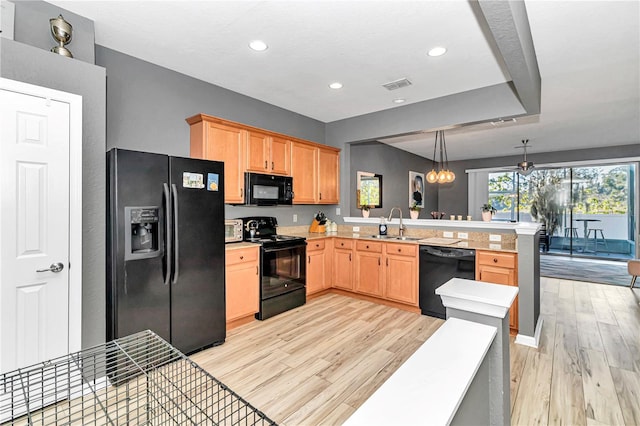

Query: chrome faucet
left=388, top=207, right=405, bottom=237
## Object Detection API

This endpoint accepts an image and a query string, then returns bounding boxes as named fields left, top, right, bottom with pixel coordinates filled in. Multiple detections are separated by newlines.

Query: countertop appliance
left=243, top=172, right=293, bottom=206
left=419, top=246, right=476, bottom=319
left=107, top=148, right=226, bottom=354
left=238, top=216, right=306, bottom=320
left=225, top=219, right=243, bottom=243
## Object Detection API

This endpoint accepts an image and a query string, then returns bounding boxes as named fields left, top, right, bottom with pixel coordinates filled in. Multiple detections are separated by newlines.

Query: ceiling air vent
left=382, top=78, right=412, bottom=91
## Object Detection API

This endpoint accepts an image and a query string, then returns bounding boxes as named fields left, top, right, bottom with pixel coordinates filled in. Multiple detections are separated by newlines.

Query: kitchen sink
left=368, top=235, right=421, bottom=241
left=394, top=236, right=422, bottom=241
left=369, top=234, right=391, bottom=239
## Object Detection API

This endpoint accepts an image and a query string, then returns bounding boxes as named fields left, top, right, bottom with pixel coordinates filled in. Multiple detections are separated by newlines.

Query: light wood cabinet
left=188, top=114, right=339, bottom=205
left=355, top=241, right=384, bottom=297
left=291, top=141, right=340, bottom=204
left=187, top=115, right=246, bottom=204
left=307, top=239, right=330, bottom=296
left=332, top=239, right=354, bottom=290
left=246, top=131, right=290, bottom=175
left=384, top=243, right=418, bottom=305
left=225, top=246, right=260, bottom=326
left=476, top=250, right=518, bottom=333
left=318, top=147, right=340, bottom=204
left=291, top=142, right=318, bottom=204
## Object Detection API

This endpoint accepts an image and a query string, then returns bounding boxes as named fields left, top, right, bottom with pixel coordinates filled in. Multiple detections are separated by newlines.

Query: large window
left=487, top=163, right=636, bottom=259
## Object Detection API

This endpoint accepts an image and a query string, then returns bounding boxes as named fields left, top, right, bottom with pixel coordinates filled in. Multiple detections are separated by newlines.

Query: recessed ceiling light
left=249, top=40, right=268, bottom=51
left=329, top=82, right=343, bottom=89
left=428, top=46, right=447, bottom=57
left=393, top=98, right=406, bottom=104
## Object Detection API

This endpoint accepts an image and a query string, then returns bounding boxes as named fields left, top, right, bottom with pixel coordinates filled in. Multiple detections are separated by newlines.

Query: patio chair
left=629, top=260, right=639, bottom=289
left=587, top=228, right=609, bottom=253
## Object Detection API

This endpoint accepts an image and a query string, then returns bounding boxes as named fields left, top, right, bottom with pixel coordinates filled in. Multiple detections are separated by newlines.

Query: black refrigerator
left=107, top=148, right=225, bottom=354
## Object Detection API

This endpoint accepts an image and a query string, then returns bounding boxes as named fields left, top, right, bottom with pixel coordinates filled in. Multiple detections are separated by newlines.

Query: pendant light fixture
left=426, top=130, right=455, bottom=184
left=516, top=139, right=534, bottom=175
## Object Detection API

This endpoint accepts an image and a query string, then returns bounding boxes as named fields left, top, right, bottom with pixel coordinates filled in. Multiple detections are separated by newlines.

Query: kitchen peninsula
left=280, top=217, right=542, bottom=348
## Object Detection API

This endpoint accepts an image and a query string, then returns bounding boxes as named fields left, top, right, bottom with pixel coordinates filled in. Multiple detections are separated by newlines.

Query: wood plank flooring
left=191, top=279, right=640, bottom=425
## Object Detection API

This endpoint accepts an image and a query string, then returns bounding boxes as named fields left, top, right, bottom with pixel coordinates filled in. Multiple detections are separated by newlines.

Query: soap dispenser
left=379, top=216, right=387, bottom=236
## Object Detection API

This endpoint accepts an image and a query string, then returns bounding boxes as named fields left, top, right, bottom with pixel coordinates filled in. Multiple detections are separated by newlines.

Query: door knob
left=37, top=262, right=64, bottom=273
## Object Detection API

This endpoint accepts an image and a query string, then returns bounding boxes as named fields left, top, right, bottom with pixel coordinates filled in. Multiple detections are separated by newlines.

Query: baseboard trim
left=515, top=317, right=544, bottom=348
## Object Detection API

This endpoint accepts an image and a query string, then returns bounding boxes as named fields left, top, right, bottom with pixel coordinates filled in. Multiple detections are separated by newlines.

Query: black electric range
left=237, top=217, right=306, bottom=319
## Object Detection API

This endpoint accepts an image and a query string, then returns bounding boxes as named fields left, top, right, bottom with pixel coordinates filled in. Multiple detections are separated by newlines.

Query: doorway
left=0, top=78, right=82, bottom=373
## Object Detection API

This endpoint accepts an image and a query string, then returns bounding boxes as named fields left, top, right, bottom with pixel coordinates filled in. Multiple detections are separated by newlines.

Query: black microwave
left=243, top=172, right=293, bottom=206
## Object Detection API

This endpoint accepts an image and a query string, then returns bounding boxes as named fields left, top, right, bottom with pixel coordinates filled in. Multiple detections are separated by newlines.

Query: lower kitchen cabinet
left=476, top=250, right=518, bottom=332
left=307, top=239, right=331, bottom=296
left=385, top=243, right=418, bottom=305
left=332, top=238, right=354, bottom=290
left=355, top=241, right=384, bottom=297
left=225, top=246, right=260, bottom=328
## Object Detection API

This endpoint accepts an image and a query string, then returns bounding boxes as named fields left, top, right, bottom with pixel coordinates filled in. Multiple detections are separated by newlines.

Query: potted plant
left=409, top=202, right=421, bottom=219
left=481, top=203, right=497, bottom=222
left=361, top=205, right=371, bottom=218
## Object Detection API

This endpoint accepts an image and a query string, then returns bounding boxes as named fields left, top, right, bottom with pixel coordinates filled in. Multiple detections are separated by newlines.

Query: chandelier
left=426, top=130, right=455, bottom=184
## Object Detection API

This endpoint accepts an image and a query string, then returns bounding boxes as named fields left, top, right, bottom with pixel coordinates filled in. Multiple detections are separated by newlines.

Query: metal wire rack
left=0, top=330, right=276, bottom=425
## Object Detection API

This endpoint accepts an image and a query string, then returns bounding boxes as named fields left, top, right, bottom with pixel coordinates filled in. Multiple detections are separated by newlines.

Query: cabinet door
left=333, top=247, right=353, bottom=290
left=318, top=148, right=339, bottom=204
left=226, top=262, right=259, bottom=322
left=200, top=122, right=246, bottom=204
left=477, top=264, right=515, bottom=286
left=355, top=251, right=383, bottom=296
left=291, top=142, right=318, bottom=204
left=307, top=249, right=326, bottom=295
left=270, top=136, right=291, bottom=175
left=385, top=253, right=418, bottom=305
left=246, top=130, right=269, bottom=173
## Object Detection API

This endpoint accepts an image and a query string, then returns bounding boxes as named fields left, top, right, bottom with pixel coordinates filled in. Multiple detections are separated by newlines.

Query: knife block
left=308, top=219, right=326, bottom=233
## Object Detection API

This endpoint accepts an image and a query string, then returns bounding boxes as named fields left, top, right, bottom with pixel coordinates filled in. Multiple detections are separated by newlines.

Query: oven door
left=261, top=243, right=306, bottom=299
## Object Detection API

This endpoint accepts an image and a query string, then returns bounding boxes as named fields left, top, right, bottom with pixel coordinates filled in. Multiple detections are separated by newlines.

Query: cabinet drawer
left=385, top=243, right=417, bottom=257
left=307, top=239, right=326, bottom=252
left=477, top=251, right=516, bottom=269
left=356, top=240, right=382, bottom=253
left=225, top=247, right=259, bottom=266
left=334, top=239, right=353, bottom=249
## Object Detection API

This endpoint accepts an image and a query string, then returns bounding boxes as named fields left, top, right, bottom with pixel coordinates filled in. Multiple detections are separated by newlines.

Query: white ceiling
left=50, top=0, right=640, bottom=161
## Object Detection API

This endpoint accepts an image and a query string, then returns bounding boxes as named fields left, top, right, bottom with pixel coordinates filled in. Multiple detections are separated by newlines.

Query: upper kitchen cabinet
left=291, top=142, right=318, bottom=204
left=187, top=114, right=245, bottom=204
left=188, top=113, right=339, bottom=205
left=291, top=141, right=340, bottom=205
left=246, top=131, right=291, bottom=176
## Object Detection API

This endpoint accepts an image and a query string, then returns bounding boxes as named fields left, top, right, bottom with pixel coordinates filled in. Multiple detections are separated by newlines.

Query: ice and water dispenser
left=124, top=206, right=163, bottom=260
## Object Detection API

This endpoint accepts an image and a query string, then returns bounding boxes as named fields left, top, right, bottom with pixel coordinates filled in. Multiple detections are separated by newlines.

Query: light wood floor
left=191, top=279, right=640, bottom=425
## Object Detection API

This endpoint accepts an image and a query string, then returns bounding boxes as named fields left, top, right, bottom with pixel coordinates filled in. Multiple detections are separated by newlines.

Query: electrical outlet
left=457, top=232, right=468, bottom=240
left=353, top=226, right=360, bottom=232
left=336, top=207, right=341, bottom=215
left=489, top=234, right=502, bottom=242
left=443, top=231, right=454, bottom=238
left=490, top=243, right=502, bottom=250
left=293, top=214, right=297, bottom=223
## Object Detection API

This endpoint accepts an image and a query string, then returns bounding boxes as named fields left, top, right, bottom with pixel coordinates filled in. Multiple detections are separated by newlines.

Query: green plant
left=410, top=202, right=422, bottom=212
left=530, top=182, right=563, bottom=237
left=361, top=205, right=371, bottom=212
left=481, top=203, right=497, bottom=214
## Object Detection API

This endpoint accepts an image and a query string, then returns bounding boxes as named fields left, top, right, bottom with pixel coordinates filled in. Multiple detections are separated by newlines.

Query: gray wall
left=349, top=141, right=437, bottom=218
left=2, top=1, right=106, bottom=349
left=95, top=46, right=335, bottom=227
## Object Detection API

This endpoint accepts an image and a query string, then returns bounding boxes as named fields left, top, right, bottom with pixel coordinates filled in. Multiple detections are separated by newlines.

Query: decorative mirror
left=356, top=171, right=383, bottom=208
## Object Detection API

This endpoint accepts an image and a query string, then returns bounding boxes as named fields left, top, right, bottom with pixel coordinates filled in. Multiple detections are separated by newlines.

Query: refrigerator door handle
left=163, top=183, right=172, bottom=285
left=171, top=183, right=180, bottom=284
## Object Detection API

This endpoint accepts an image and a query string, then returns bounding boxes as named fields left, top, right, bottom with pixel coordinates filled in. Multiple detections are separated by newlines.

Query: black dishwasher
left=419, top=246, right=476, bottom=319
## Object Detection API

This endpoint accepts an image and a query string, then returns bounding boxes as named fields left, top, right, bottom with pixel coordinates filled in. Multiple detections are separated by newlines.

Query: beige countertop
left=224, top=241, right=260, bottom=250
left=284, top=232, right=517, bottom=253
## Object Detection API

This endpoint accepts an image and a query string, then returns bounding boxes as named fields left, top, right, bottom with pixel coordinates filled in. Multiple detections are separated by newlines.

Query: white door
left=0, top=84, right=75, bottom=373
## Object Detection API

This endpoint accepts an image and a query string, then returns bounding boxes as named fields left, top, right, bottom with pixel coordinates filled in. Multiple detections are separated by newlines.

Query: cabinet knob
left=308, top=255, right=311, bottom=263
left=240, top=255, right=244, bottom=260
left=272, top=161, right=274, bottom=170
left=493, top=258, right=498, bottom=263
left=315, top=243, right=320, bottom=247
left=265, top=160, right=268, bottom=169
left=398, top=248, right=401, bottom=252
left=366, top=245, right=369, bottom=249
